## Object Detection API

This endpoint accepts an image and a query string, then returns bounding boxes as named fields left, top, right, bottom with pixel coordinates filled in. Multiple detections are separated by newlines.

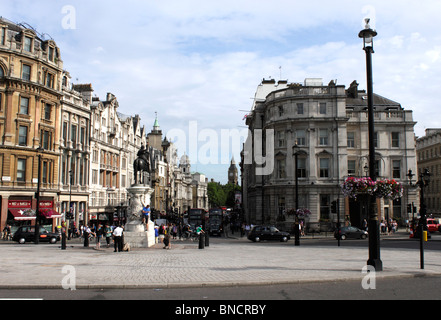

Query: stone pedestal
left=123, top=184, right=155, bottom=248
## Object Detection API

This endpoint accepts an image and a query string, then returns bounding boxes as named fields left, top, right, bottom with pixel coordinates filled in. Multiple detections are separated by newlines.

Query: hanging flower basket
left=38, top=208, right=57, bottom=219
left=21, top=208, right=36, bottom=217
left=340, top=177, right=403, bottom=200
left=287, top=208, right=311, bottom=218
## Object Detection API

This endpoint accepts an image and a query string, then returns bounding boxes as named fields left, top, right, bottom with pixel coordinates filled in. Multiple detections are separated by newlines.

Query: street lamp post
left=359, top=18, right=382, bottom=271
left=292, top=143, right=300, bottom=246
left=408, top=168, right=430, bottom=269
left=34, top=147, right=44, bottom=244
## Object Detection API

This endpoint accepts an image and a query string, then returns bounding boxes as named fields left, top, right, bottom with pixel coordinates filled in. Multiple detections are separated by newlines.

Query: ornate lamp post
left=359, top=18, right=382, bottom=271
left=34, top=147, right=44, bottom=244
left=292, top=143, right=300, bottom=246
left=408, top=168, right=430, bottom=269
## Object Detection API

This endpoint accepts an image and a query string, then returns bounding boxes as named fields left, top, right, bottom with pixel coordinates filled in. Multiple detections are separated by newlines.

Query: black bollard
left=61, top=232, right=66, bottom=250
left=205, top=232, right=209, bottom=247
left=199, top=233, right=205, bottom=249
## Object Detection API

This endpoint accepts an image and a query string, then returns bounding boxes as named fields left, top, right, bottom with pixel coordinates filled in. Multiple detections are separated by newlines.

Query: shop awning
left=9, top=208, right=36, bottom=221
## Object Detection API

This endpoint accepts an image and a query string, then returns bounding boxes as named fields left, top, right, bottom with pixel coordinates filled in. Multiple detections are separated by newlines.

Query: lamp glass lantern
left=358, top=18, right=377, bottom=50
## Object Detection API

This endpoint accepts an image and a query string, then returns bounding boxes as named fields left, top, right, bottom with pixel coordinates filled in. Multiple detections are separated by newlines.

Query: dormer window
left=48, top=47, right=54, bottom=62
left=24, top=36, right=32, bottom=52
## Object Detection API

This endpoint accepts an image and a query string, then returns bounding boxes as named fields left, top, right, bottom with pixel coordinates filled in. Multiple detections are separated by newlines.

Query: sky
left=2, top=0, right=441, bottom=183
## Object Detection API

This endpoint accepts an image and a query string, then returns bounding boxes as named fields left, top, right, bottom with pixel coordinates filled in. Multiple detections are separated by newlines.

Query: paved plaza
left=1, top=235, right=440, bottom=290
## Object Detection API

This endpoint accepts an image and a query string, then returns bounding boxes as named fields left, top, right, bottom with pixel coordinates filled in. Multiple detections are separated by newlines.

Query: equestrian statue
left=133, top=144, right=151, bottom=185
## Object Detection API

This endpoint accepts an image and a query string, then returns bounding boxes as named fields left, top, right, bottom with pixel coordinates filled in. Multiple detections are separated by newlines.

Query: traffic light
left=407, top=204, right=412, bottom=213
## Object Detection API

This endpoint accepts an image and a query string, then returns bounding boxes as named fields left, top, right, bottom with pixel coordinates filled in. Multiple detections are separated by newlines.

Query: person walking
left=95, top=224, right=103, bottom=250
left=113, top=224, right=123, bottom=252
left=104, top=224, right=112, bottom=248
left=83, top=224, right=91, bottom=247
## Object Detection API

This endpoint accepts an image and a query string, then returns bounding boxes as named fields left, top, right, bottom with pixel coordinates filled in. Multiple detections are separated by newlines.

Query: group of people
left=69, top=223, right=125, bottom=252
left=380, top=219, right=398, bottom=235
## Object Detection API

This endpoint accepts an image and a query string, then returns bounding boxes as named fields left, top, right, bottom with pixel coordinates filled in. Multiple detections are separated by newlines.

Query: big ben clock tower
left=228, top=157, right=238, bottom=185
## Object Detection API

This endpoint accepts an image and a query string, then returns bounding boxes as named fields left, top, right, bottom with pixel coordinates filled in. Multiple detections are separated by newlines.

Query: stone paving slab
left=0, top=237, right=440, bottom=289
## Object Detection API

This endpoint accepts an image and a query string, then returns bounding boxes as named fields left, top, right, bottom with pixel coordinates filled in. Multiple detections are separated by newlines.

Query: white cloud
left=3, top=0, right=441, bottom=182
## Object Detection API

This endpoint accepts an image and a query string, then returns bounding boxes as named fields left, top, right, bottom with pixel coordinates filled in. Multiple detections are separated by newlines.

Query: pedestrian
left=95, top=224, right=103, bottom=250
left=158, top=223, right=165, bottom=243
left=154, top=225, right=159, bottom=243
left=142, top=204, right=151, bottom=225
left=163, top=224, right=172, bottom=249
left=362, top=219, right=368, bottom=231
left=2, top=224, right=11, bottom=240
left=104, top=224, right=112, bottom=248
left=172, top=224, right=177, bottom=239
left=113, top=224, right=124, bottom=252
left=83, top=224, right=91, bottom=247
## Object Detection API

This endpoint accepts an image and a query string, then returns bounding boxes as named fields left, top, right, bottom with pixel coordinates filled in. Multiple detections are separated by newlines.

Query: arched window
left=0, top=67, right=4, bottom=78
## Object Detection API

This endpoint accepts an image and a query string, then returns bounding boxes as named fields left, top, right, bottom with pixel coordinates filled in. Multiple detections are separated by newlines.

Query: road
left=0, top=275, right=439, bottom=300
left=0, top=231, right=439, bottom=303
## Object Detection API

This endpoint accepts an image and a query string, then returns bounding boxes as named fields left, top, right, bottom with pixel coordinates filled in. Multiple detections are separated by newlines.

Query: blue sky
left=2, top=0, right=441, bottom=183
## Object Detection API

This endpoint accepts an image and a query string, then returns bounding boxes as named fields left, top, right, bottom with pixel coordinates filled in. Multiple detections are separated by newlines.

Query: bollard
left=423, top=230, right=428, bottom=242
left=205, top=232, right=209, bottom=247
left=199, top=233, right=205, bottom=249
left=61, top=233, right=66, bottom=250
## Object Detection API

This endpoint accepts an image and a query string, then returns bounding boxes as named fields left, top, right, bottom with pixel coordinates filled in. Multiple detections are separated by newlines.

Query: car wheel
left=254, top=236, right=260, bottom=242
left=340, top=234, right=346, bottom=240
left=49, top=237, right=57, bottom=244
left=281, top=236, right=288, bottom=242
left=18, top=238, right=26, bottom=244
left=361, top=234, right=367, bottom=239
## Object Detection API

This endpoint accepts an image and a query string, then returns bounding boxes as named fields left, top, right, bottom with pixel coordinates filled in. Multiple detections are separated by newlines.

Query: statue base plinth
left=124, top=184, right=155, bottom=248
left=124, top=220, right=155, bottom=248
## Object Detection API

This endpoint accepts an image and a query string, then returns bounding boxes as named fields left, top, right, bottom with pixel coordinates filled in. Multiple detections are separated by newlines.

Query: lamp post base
left=367, top=217, right=383, bottom=272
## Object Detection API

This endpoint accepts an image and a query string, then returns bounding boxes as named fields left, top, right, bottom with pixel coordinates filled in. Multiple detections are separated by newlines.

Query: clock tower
left=228, top=157, right=238, bottom=185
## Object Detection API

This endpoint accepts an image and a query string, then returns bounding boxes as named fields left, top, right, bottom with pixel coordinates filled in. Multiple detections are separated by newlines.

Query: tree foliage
left=207, top=182, right=241, bottom=208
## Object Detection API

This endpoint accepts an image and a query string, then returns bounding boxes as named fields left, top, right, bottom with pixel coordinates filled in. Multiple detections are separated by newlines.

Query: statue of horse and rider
left=133, top=144, right=151, bottom=185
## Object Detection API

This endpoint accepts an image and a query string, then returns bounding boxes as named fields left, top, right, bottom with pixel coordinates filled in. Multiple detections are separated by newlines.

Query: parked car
left=334, top=226, right=368, bottom=240
left=248, top=225, right=290, bottom=242
left=12, top=226, right=60, bottom=244
left=426, top=218, right=441, bottom=233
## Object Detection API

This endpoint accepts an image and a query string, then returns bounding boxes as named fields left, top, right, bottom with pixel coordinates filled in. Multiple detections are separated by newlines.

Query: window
left=71, top=124, right=77, bottom=146
left=320, top=194, right=330, bottom=220
left=319, top=129, right=328, bottom=145
left=18, top=125, right=27, bottom=146
left=0, top=67, right=4, bottom=78
left=277, top=131, right=285, bottom=148
left=92, top=170, right=98, bottom=185
left=374, top=132, right=378, bottom=148
left=44, top=104, right=51, bottom=120
left=48, top=47, right=54, bottom=62
left=0, top=27, right=5, bottom=45
left=348, top=160, right=356, bottom=176
left=19, top=97, right=29, bottom=114
left=62, top=122, right=67, bottom=142
left=297, top=157, right=306, bottom=178
left=41, top=130, right=51, bottom=150
left=392, top=160, right=401, bottom=179
left=23, top=36, right=32, bottom=52
left=45, top=72, right=54, bottom=88
left=296, top=130, right=306, bottom=146
left=391, top=132, right=400, bottom=148
left=319, top=158, right=330, bottom=178
left=22, top=64, right=31, bottom=81
left=347, top=132, right=355, bottom=148
left=17, top=159, right=26, bottom=182
left=42, top=161, right=48, bottom=184
left=297, top=103, right=304, bottom=115
left=277, top=159, right=286, bottom=179
left=278, top=105, right=284, bottom=117
left=80, top=127, right=85, bottom=145
left=319, top=103, right=326, bottom=115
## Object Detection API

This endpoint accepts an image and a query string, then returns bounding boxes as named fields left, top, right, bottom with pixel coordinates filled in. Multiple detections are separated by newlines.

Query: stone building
left=241, top=78, right=418, bottom=231
left=416, top=129, right=441, bottom=216
left=59, top=74, right=91, bottom=227
left=0, top=18, right=64, bottom=230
